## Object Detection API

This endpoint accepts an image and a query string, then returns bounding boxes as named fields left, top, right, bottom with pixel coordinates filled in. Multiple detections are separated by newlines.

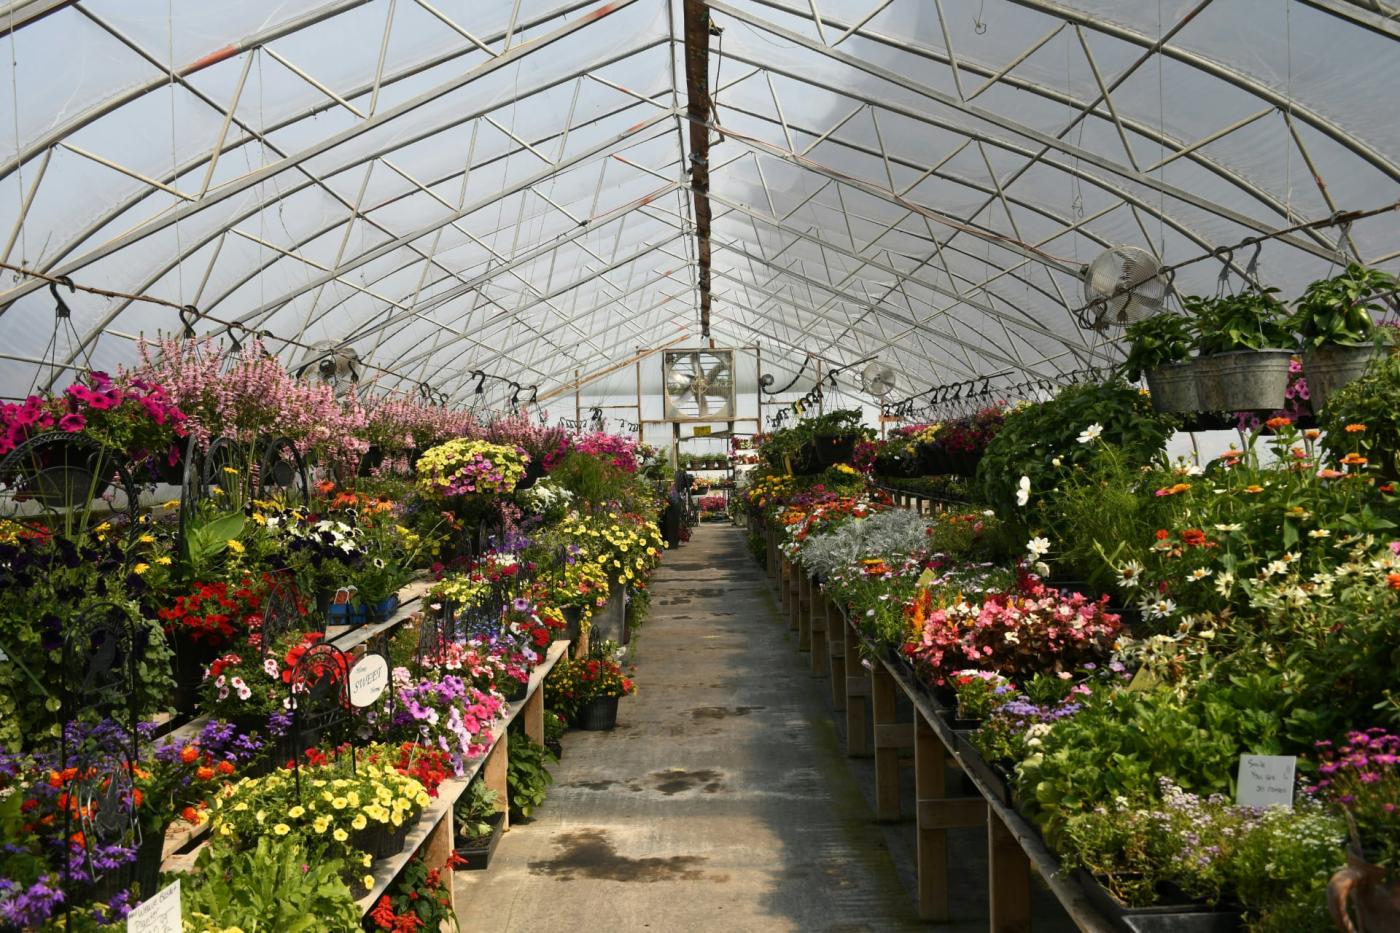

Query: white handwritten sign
left=126, top=879, right=181, bottom=933
left=348, top=654, right=389, bottom=708
left=1236, top=755, right=1296, bottom=809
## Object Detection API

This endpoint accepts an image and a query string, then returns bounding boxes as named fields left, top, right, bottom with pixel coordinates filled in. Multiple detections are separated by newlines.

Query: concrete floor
left=455, top=524, right=1077, bottom=933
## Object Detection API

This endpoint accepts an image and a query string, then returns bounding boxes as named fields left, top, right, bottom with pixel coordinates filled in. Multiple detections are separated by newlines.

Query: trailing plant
left=453, top=778, right=500, bottom=843
left=1317, top=350, right=1400, bottom=476
left=367, top=851, right=464, bottom=933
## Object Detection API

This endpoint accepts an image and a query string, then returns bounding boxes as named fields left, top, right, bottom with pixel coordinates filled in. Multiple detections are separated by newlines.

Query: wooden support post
left=779, top=558, right=790, bottom=611
left=522, top=680, right=545, bottom=745
left=915, top=713, right=952, bottom=921
left=482, top=732, right=510, bottom=831
left=844, top=618, right=871, bottom=756
left=797, top=573, right=811, bottom=651
left=827, top=599, right=846, bottom=711
left=809, top=582, right=827, bottom=676
left=871, top=663, right=902, bottom=821
left=420, top=809, right=457, bottom=918
left=988, top=812, right=1032, bottom=933
left=788, top=564, right=801, bottom=632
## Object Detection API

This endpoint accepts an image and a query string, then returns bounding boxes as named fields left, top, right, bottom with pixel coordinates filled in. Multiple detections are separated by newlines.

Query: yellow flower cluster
left=210, top=757, right=430, bottom=876
left=555, top=512, right=665, bottom=584
left=746, top=474, right=795, bottom=508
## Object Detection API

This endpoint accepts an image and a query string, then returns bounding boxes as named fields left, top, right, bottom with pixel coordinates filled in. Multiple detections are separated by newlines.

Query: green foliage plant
left=182, top=838, right=361, bottom=933
left=1186, top=289, right=1293, bottom=354
left=1292, top=262, right=1397, bottom=349
left=506, top=728, right=556, bottom=820
left=1120, top=313, right=1194, bottom=382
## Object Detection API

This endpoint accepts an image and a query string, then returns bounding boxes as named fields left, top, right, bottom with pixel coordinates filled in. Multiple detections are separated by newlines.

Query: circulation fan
left=662, top=349, right=735, bottom=421
left=860, top=361, right=898, bottom=398
left=1080, top=246, right=1166, bottom=330
left=294, top=340, right=362, bottom=397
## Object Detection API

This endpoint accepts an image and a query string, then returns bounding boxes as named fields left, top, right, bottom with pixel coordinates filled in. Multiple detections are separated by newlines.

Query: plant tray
left=953, top=732, right=1010, bottom=804
left=454, top=811, right=505, bottom=871
left=1076, top=870, right=1242, bottom=933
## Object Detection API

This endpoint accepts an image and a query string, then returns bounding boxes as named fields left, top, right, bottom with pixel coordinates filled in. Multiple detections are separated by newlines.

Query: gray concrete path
left=455, top=523, right=923, bottom=932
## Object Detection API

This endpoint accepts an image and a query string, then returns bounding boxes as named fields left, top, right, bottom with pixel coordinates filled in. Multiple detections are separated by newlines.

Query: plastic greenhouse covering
left=0, top=0, right=1397, bottom=410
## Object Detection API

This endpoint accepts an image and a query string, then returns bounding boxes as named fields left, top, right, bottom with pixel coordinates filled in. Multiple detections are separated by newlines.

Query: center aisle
left=456, top=523, right=923, bottom=932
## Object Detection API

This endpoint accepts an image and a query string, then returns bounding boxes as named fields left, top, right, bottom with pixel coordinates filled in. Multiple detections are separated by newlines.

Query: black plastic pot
left=500, top=675, right=528, bottom=703
left=790, top=443, right=823, bottom=475
left=515, top=457, right=546, bottom=490
left=813, top=434, right=857, bottom=467
left=357, top=445, right=386, bottom=478
left=575, top=695, right=620, bottom=731
left=455, top=811, right=505, bottom=870
left=945, top=448, right=983, bottom=477
left=920, top=444, right=950, bottom=476
left=1076, top=871, right=1243, bottom=933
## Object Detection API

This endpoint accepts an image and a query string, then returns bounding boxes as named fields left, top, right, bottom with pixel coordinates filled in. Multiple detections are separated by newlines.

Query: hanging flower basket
left=1145, top=361, right=1200, bottom=413
left=813, top=434, right=857, bottom=466
left=1194, top=350, right=1293, bottom=411
left=1303, top=344, right=1381, bottom=414
left=575, top=695, right=620, bottom=731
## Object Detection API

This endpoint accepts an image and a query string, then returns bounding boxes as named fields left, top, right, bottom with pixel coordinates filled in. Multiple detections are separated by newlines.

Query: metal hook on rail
left=48, top=276, right=75, bottom=320
left=178, top=304, right=200, bottom=338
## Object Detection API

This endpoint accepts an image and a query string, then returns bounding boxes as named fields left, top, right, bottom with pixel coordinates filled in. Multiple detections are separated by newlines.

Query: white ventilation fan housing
left=1081, top=246, right=1167, bottom=329
left=295, top=341, right=362, bottom=396
left=860, top=361, right=898, bottom=397
left=662, top=349, right=735, bottom=421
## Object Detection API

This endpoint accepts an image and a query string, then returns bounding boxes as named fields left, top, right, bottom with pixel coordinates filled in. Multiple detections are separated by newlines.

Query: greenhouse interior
left=2, top=0, right=1400, bottom=930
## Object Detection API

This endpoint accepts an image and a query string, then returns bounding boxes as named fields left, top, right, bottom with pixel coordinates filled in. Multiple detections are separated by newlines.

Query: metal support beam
left=682, top=0, right=715, bottom=337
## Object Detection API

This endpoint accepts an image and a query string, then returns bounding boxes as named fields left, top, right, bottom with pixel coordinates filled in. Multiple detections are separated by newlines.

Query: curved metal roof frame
left=0, top=0, right=1397, bottom=406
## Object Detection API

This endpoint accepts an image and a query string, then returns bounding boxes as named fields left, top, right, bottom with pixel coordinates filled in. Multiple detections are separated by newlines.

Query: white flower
left=1115, top=560, right=1145, bottom=589
left=236, top=684, right=252, bottom=701
left=1051, top=457, right=1062, bottom=467
left=1033, top=561, right=1051, bottom=577
left=1214, top=571, right=1235, bottom=596
left=264, top=658, right=279, bottom=677
left=1307, top=529, right=1330, bottom=539
left=1139, top=596, right=1177, bottom=620
left=1015, top=475, right=1031, bottom=507
left=982, top=509, right=995, bottom=517
left=1026, top=536, right=1051, bottom=560
left=1189, top=567, right=1212, bottom=581
left=1214, top=523, right=1243, bottom=533
left=1077, top=423, right=1103, bottom=444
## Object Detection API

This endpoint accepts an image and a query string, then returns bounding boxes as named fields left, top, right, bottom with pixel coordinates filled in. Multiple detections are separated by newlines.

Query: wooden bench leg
left=809, top=587, right=827, bottom=675
left=989, top=812, right=1032, bottom=933
left=482, top=731, right=510, bottom=832
left=788, top=567, right=801, bottom=631
left=844, top=620, right=871, bottom=757
left=914, top=712, right=990, bottom=921
left=797, top=574, right=811, bottom=651
left=871, top=664, right=903, bottom=821
left=827, top=599, right=846, bottom=711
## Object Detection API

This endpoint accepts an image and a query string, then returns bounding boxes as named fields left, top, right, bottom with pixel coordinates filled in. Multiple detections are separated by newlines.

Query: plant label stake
left=348, top=653, right=389, bottom=708
left=1235, top=754, right=1296, bottom=809
left=126, top=879, right=182, bottom=933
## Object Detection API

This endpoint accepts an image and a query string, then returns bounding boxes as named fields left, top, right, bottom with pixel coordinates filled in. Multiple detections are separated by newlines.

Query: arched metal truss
left=0, top=0, right=1397, bottom=406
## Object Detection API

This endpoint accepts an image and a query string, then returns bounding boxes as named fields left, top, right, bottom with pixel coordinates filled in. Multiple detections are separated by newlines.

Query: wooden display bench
left=762, top=517, right=1115, bottom=932
left=159, top=576, right=570, bottom=924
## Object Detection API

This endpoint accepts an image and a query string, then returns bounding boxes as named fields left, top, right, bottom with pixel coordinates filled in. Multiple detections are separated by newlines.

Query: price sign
left=126, top=880, right=181, bottom=933
left=348, top=654, right=389, bottom=708
left=1236, top=755, right=1296, bottom=809
left=693, top=425, right=712, bottom=437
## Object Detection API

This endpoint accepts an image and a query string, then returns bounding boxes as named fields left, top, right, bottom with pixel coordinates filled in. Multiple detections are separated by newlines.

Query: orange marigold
left=1345, top=423, right=1368, bottom=433
left=1388, top=573, right=1400, bottom=591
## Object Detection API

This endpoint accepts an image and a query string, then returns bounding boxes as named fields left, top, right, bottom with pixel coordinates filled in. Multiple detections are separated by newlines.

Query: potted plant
left=1318, top=729, right=1400, bottom=929
left=1187, top=289, right=1295, bottom=411
left=1121, top=314, right=1197, bottom=412
left=1293, top=263, right=1397, bottom=412
left=545, top=643, right=637, bottom=731
left=453, top=778, right=504, bottom=869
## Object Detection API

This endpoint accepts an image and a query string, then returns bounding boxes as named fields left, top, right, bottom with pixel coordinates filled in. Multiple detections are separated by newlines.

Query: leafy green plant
left=453, top=778, right=500, bottom=842
left=974, top=381, right=1175, bottom=518
left=506, top=728, right=556, bottom=820
left=182, top=838, right=361, bottom=933
left=1317, top=350, right=1400, bottom=476
left=1120, top=313, right=1194, bottom=381
left=1293, top=262, right=1397, bottom=349
left=180, top=507, right=246, bottom=580
left=1187, top=289, right=1293, bottom=354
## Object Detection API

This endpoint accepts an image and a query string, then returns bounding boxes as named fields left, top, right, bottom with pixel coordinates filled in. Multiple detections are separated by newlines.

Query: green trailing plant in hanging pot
left=1120, top=314, right=1197, bottom=412
left=1187, top=289, right=1296, bottom=411
left=1293, top=262, right=1397, bottom=413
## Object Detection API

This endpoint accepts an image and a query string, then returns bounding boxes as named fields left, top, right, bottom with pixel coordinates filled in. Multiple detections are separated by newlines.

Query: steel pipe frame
left=705, top=1, right=1360, bottom=263
left=0, top=0, right=651, bottom=311
left=707, top=22, right=1348, bottom=266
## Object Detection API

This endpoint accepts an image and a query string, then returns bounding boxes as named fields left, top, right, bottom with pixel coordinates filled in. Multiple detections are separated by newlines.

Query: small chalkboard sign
left=1236, top=754, right=1296, bottom=809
